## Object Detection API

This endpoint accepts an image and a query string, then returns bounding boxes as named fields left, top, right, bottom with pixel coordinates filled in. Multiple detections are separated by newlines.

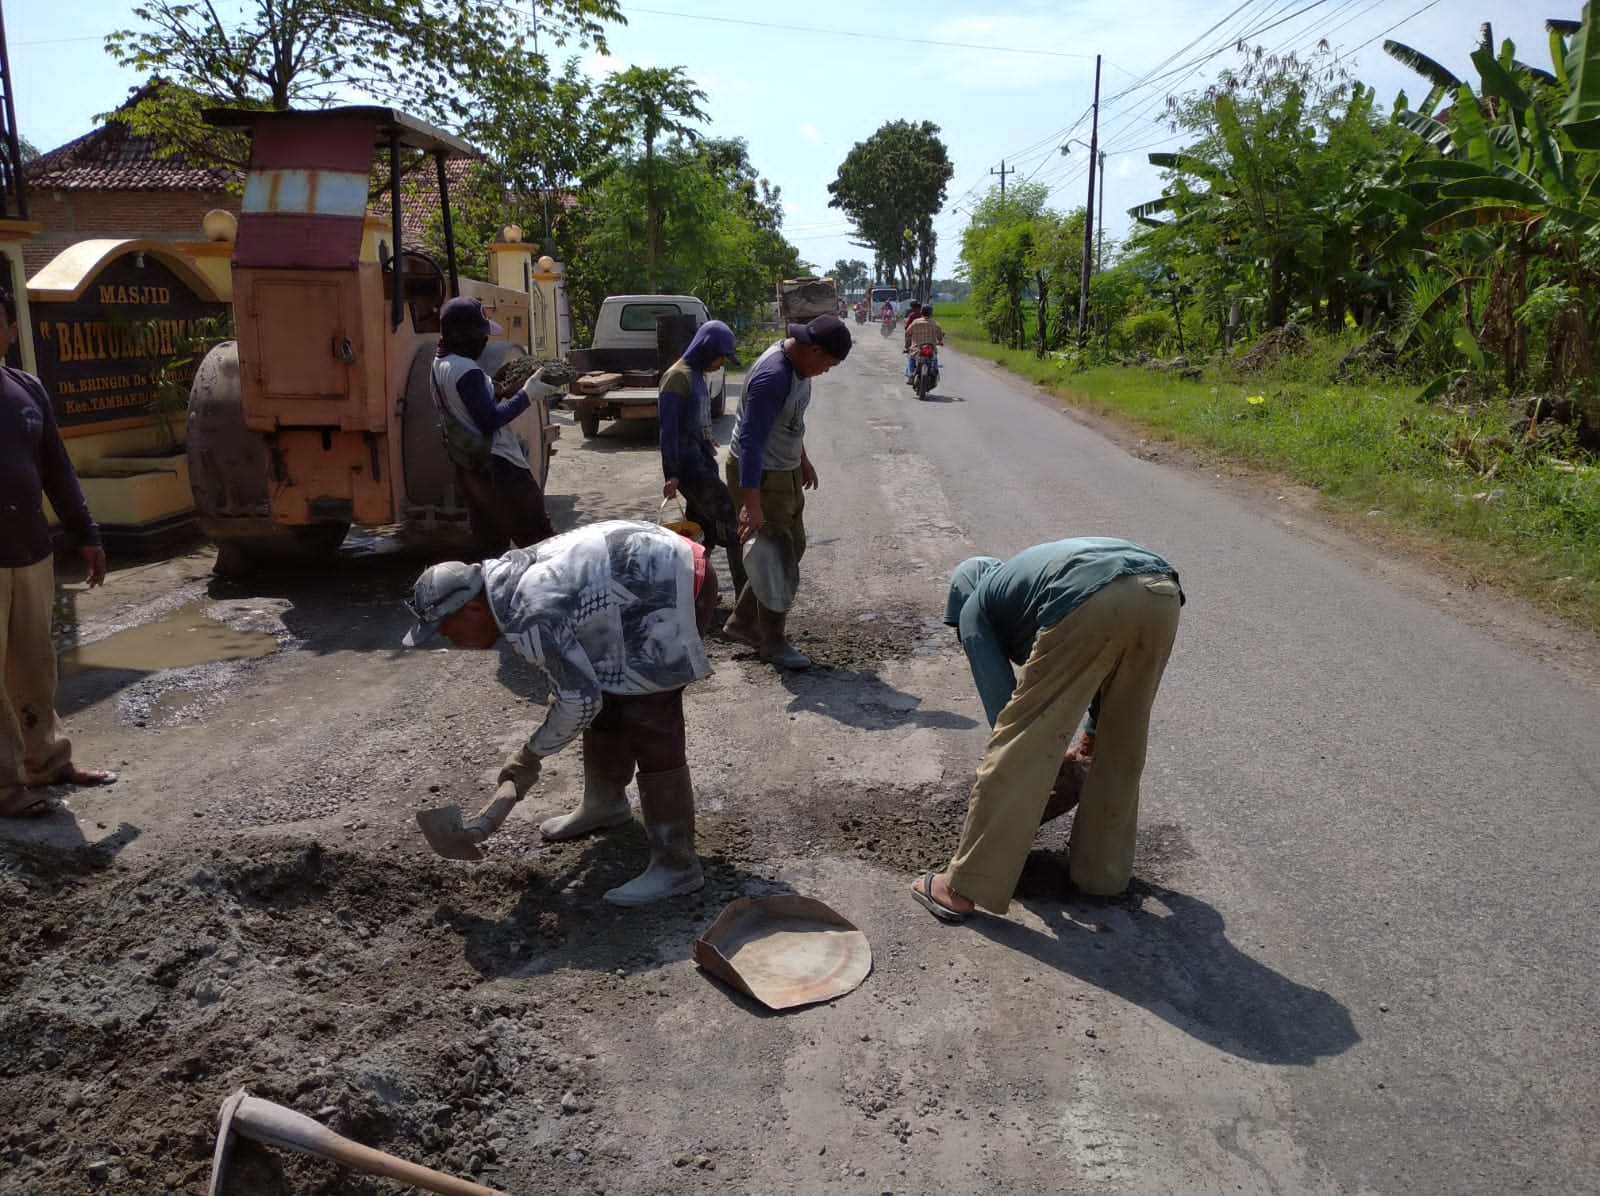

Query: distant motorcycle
left=911, top=343, right=939, bottom=400
left=880, top=313, right=894, bottom=337
left=854, top=307, right=866, bottom=325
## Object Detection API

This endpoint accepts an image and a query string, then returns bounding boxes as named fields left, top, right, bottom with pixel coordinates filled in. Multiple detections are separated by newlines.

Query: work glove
left=521, top=370, right=566, bottom=404
left=497, top=744, right=543, bottom=797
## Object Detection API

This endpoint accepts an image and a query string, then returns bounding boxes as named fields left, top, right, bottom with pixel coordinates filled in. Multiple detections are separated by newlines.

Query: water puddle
left=59, top=600, right=279, bottom=677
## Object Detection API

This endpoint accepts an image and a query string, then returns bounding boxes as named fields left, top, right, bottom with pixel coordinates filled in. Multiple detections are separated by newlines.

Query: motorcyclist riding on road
left=905, top=303, right=944, bottom=385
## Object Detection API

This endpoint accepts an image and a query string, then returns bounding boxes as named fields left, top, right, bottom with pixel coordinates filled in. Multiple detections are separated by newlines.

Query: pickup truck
left=565, top=294, right=727, bottom=438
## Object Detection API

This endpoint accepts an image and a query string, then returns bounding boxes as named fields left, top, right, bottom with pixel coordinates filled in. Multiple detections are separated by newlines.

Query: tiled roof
left=371, top=155, right=483, bottom=244
left=25, top=85, right=238, bottom=192
left=371, top=156, right=578, bottom=248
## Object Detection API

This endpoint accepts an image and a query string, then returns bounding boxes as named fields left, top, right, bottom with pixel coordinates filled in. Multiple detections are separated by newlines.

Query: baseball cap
left=788, top=314, right=852, bottom=361
left=402, top=561, right=485, bottom=646
left=439, top=296, right=504, bottom=339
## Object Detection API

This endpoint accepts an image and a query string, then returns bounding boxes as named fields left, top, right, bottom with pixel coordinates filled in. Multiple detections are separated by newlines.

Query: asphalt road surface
left=7, top=327, right=1598, bottom=1194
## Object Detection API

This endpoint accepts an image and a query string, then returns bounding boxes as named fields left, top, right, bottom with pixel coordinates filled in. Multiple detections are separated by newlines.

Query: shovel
left=208, top=1088, right=506, bottom=1196
left=416, top=781, right=520, bottom=861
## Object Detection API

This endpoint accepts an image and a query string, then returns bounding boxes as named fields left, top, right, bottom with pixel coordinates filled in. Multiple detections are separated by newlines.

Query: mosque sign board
left=29, top=248, right=228, bottom=433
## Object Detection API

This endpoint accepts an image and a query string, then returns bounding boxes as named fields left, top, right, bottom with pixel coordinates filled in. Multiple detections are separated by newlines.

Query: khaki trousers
left=1, top=556, right=72, bottom=788
left=723, top=458, right=807, bottom=594
left=946, top=573, right=1181, bottom=909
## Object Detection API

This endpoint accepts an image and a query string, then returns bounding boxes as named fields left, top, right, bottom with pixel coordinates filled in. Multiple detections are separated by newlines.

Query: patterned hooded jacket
left=482, top=521, right=712, bottom=755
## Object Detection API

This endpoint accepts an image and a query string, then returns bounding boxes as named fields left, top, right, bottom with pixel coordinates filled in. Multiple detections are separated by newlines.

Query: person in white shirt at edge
left=402, top=521, right=718, bottom=905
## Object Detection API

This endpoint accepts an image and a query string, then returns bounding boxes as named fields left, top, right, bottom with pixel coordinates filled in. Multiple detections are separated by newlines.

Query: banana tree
left=1382, top=12, right=1600, bottom=393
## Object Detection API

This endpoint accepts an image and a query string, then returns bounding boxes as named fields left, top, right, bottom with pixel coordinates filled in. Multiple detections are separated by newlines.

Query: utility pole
left=1096, top=149, right=1105, bottom=272
left=990, top=159, right=1015, bottom=201
left=1076, top=54, right=1101, bottom=347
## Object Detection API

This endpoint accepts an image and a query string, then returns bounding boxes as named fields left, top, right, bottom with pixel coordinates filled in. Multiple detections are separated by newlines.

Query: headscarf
left=679, top=320, right=736, bottom=440
left=943, top=556, right=1003, bottom=626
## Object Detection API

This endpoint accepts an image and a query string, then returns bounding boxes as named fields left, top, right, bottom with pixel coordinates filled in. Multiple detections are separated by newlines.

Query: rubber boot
left=539, top=728, right=634, bottom=840
left=757, top=604, right=811, bottom=670
left=603, top=765, right=704, bottom=906
left=722, top=582, right=760, bottom=648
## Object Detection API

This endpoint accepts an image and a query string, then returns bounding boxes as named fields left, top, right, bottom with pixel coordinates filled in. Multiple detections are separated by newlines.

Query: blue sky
left=7, top=1, right=1567, bottom=278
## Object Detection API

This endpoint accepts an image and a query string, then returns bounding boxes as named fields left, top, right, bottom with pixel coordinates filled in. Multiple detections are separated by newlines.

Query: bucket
left=658, top=496, right=703, bottom=544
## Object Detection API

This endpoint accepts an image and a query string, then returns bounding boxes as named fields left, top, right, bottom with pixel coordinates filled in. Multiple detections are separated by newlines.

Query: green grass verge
left=938, top=303, right=1600, bottom=635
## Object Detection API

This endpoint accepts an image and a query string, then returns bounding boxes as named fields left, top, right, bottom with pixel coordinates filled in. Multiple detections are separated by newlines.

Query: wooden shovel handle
left=232, top=1095, right=508, bottom=1196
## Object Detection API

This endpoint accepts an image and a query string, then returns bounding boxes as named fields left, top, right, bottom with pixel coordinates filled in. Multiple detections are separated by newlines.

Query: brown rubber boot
left=721, top=583, right=760, bottom=648
left=539, top=728, right=635, bottom=840
left=603, top=765, right=704, bottom=906
left=757, top=604, right=811, bottom=670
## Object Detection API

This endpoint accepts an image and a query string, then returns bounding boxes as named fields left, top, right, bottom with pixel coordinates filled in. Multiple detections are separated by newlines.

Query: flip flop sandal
left=56, top=766, right=118, bottom=787
left=0, top=792, right=61, bottom=819
left=912, top=870, right=969, bottom=925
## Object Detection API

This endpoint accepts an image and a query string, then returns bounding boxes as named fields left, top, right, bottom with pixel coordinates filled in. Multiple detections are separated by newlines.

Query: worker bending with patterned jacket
left=403, top=521, right=717, bottom=905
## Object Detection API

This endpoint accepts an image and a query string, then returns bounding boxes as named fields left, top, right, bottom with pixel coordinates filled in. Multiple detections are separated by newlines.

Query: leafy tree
left=828, top=120, right=953, bottom=297
left=1132, top=44, right=1385, bottom=333
left=959, top=181, right=1053, bottom=349
left=105, top=0, right=620, bottom=168
left=559, top=134, right=798, bottom=337
left=1374, top=15, right=1600, bottom=399
left=595, top=66, right=708, bottom=291
left=832, top=258, right=870, bottom=293
left=464, top=56, right=612, bottom=253
left=18, top=135, right=39, bottom=163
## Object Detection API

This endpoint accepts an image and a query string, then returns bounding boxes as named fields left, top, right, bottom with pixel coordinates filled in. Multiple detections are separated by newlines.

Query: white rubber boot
left=539, top=729, right=634, bottom=841
left=603, top=765, right=704, bottom=906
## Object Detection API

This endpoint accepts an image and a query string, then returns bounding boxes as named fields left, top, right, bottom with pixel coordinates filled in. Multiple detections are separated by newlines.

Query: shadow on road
left=974, top=876, right=1360, bottom=1066
left=436, top=826, right=785, bottom=982
left=776, top=666, right=978, bottom=732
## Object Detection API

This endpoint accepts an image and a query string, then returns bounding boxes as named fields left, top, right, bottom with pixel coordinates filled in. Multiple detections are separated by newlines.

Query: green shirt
left=944, top=538, right=1183, bottom=726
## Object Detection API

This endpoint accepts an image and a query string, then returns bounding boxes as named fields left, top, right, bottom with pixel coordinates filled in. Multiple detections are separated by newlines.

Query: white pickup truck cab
left=566, top=294, right=727, bottom=438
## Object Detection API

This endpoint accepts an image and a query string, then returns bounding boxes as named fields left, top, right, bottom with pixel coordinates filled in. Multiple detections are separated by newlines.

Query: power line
left=533, top=3, right=1106, bottom=63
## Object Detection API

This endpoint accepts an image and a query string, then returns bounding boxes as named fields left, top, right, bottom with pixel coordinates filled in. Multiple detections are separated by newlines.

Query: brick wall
left=21, top=189, right=238, bottom=277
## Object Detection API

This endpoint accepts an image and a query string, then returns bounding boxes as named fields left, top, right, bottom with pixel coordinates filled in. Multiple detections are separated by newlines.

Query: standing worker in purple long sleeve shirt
left=431, top=297, right=559, bottom=559
left=720, top=314, right=852, bottom=669
left=0, top=286, right=117, bottom=818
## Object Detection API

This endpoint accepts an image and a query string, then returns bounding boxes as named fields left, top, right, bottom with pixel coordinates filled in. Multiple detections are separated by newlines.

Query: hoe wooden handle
left=232, top=1095, right=507, bottom=1196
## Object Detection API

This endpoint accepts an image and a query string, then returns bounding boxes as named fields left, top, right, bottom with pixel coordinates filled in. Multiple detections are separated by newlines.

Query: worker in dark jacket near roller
left=1, top=286, right=116, bottom=818
left=431, top=296, right=559, bottom=559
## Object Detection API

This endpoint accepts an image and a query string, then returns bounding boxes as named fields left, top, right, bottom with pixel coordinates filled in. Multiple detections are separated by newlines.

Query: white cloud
left=798, top=122, right=821, bottom=145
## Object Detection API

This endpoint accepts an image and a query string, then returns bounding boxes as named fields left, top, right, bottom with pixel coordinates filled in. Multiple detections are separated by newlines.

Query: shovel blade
left=416, top=805, right=484, bottom=861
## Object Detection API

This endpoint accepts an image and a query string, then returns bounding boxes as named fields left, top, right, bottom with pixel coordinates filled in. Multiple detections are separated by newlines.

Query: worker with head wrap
left=658, top=320, right=740, bottom=589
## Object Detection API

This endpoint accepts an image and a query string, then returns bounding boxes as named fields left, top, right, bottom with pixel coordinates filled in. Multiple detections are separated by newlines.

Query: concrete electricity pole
left=1076, top=54, right=1101, bottom=348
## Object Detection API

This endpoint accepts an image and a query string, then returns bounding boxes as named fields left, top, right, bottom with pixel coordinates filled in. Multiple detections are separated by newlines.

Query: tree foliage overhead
left=594, top=66, right=708, bottom=291
left=828, top=120, right=953, bottom=298
left=104, top=0, right=621, bottom=167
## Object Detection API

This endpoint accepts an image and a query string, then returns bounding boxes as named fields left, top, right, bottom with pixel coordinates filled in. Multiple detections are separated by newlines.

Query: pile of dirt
left=1235, top=322, right=1309, bottom=374
left=0, top=835, right=735, bottom=1194
left=1334, top=330, right=1398, bottom=379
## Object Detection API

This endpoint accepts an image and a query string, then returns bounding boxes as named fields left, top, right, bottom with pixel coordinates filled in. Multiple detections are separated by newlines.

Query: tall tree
left=105, top=0, right=620, bottom=167
left=595, top=66, right=708, bottom=291
left=832, top=258, right=870, bottom=293
left=828, top=120, right=953, bottom=297
left=465, top=56, right=612, bottom=252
